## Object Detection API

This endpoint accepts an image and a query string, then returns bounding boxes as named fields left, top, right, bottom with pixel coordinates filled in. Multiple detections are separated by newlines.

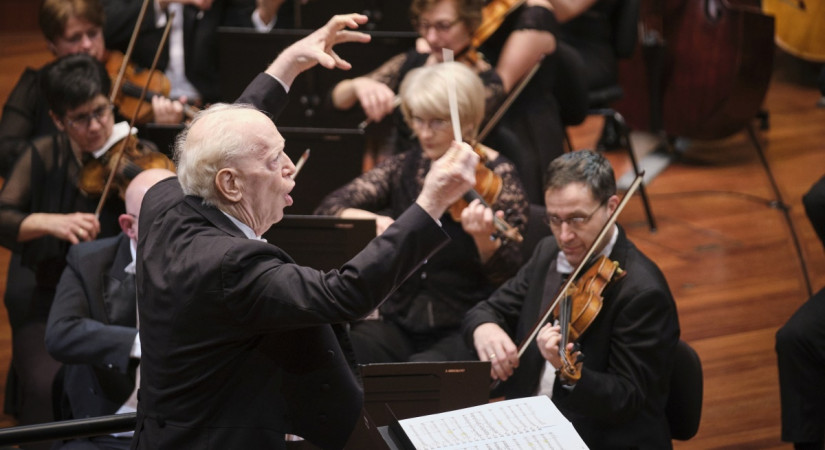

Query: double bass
left=615, top=0, right=775, bottom=141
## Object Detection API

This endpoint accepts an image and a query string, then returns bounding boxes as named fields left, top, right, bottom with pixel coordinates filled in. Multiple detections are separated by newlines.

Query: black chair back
left=666, top=339, right=703, bottom=440
left=612, top=0, right=641, bottom=59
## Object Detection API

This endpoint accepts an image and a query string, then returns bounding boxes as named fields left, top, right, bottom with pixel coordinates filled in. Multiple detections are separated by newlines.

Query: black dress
left=315, top=145, right=528, bottom=363
left=479, top=5, right=581, bottom=205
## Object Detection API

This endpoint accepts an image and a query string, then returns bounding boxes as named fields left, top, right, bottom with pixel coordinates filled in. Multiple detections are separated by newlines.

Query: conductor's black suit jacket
left=131, top=74, right=451, bottom=449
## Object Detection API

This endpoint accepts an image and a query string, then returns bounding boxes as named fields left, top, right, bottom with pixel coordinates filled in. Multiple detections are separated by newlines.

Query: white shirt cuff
left=130, top=332, right=142, bottom=359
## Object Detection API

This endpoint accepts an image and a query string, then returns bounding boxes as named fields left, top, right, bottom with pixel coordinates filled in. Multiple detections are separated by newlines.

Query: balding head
left=174, top=103, right=280, bottom=208
left=120, top=168, right=176, bottom=243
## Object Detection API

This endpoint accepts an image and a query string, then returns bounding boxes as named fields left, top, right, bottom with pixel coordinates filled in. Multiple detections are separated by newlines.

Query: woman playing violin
left=330, top=0, right=505, bottom=157
left=0, top=0, right=184, bottom=179
left=316, top=62, right=527, bottom=364
left=463, top=150, right=680, bottom=449
left=0, top=54, right=168, bottom=433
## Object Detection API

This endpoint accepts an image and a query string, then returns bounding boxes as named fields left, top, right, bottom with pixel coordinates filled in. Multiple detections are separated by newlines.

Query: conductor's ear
left=215, top=168, right=242, bottom=203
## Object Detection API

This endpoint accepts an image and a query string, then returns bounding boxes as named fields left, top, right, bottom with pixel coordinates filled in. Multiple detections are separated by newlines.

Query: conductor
left=131, top=13, right=482, bottom=450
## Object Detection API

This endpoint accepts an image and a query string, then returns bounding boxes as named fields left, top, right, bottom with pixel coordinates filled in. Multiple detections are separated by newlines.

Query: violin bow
left=442, top=48, right=464, bottom=143
left=475, top=57, right=542, bottom=145
left=443, top=48, right=523, bottom=242
left=110, top=0, right=152, bottom=104
left=95, top=11, right=175, bottom=217
left=516, top=173, right=644, bottom=358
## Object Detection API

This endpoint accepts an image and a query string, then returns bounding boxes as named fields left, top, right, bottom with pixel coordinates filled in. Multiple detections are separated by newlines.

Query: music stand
left=217, top=27, right=417, bottom=128
left=278, top=126, right=365, bottom=215
left=263, top=215, right=376, bottom=271
left=139, top=123, right=184, bottom=158
left=359, top=361, right=492, bottom=428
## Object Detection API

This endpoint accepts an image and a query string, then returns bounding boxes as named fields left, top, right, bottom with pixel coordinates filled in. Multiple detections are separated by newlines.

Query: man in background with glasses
left=462, top=150, right=681, bottom=449
left=0, top=53, right=165, bottom=439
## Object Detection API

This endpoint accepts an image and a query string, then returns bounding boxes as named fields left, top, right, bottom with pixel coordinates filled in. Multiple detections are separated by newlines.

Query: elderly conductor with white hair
left=131, top=13, right=481, bottom=450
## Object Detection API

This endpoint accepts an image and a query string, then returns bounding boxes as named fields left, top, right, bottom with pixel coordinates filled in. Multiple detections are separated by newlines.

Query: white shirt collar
left=556, top=224, right=619, bottom=274
left=221, top=211, right=267, bottom=242
left=124, top=238, right=137, bottom=275
left=93, top=121, right=137, bottom=160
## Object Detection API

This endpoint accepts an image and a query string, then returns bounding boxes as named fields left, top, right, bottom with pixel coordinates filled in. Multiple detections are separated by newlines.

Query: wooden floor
left=1, top=30, right=824, bottom=449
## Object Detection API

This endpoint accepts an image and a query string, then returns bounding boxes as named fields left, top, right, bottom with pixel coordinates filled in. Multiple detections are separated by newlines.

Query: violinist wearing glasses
left=316, top=62, right=527, bottom=364
left=462, top=150, right=680, bottom=449
left=0, top=53, right=170, bottom=432
left=330, top=0, right=505, bottom=157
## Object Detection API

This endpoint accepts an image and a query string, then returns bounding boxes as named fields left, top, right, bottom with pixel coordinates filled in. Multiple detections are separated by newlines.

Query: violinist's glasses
left=65, top=104, right=115, bottom=131
left=416, top=18, right=460, bottom=35
left=411, top=116, right=451, bottom=133
left=545, top=202, right=605, bottom=229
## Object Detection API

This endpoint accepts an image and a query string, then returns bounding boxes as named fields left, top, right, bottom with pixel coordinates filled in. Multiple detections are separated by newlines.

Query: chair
left=562, top=0, right=657, bottom=232
left=666, top=339, right=703, bottom=441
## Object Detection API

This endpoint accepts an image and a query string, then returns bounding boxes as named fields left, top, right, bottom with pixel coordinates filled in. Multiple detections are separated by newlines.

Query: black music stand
left=278, top=126, right=365, bottom=214
left=359, top=361, right=492, bottom=428
left=139, top=123, right=184, bottom=158
left=217, top=27, right=417, bottom=128
left=263, top=215, right=376, bottom=271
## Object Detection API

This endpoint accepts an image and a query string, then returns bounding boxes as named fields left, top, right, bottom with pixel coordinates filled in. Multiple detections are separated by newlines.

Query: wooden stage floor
left=1, top=30, right=824, bottom=449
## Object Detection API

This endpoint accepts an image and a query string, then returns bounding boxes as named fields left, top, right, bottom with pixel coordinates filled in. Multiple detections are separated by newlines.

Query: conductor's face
left=215, top=110, right=296, bottom=234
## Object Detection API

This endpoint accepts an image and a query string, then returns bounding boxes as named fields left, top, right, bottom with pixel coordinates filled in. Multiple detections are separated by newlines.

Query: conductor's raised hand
left=416, top=141, right=478, bottom=221
left=266, top=14, right=372, bottom=87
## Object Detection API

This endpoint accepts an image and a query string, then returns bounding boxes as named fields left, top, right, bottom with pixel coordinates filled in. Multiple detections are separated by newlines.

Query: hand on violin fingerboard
left=151, top=95, right=186, bottom=125
left=472, top=322, right=520, bottom=381
left=461, top=199, right=502, bottom=263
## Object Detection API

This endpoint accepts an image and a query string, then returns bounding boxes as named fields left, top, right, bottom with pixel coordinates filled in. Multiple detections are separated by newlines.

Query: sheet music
left=395, top=396, right=588, bottom=449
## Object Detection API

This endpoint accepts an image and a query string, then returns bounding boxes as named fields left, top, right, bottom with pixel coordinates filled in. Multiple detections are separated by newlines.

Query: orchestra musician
left=316, top=62, right=528, bottom=364
left=330, top=0, right=505, bottom=157
left=462, top=150, right=680, bottom=449
left=775, top=174, right=825, bottom=450
left=132, top=14, right=483, bottom=448
left=45, top=168, right=174, bottom=450
left=102, top=0, right=292, bottom=107
left=0, top=0, right=185, bottom=178
left=0, top=53, right=165, bottom=436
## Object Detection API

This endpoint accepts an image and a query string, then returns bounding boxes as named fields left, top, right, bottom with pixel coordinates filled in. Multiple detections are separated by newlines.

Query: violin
left=448, top=145, right=523, bottom=242
left=106, top=50, right=172, bottom=125
left=555, top=255, right=625, bottom=383
left=89, top=0, right=177, bottom=216
left=79, top=134, right=176, bottom=200
left=473, top=0, right=526, bottom=49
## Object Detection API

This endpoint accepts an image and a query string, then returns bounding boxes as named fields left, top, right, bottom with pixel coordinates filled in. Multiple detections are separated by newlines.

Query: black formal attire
left=0, top=132, right=125, bottom=434
left=479, top=5, right=586, bottom=205
left=462, top=227, right=680, bottom=449
left=803, top=174, right=825, bottom=251
left=0, top=65, right=54, bottom=418
left=131, top=73, right=452, bottom=449
left=102, top=0, right=259, bottom=103
left=776, top=287, right=825, bottom=448
left=46, top=233, right=138, bottom=449
left=558, top=0, right=621, bottom=92
left=0, top=67, right=57, bottom=177
left=315, top=145, right=528, bottom=363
